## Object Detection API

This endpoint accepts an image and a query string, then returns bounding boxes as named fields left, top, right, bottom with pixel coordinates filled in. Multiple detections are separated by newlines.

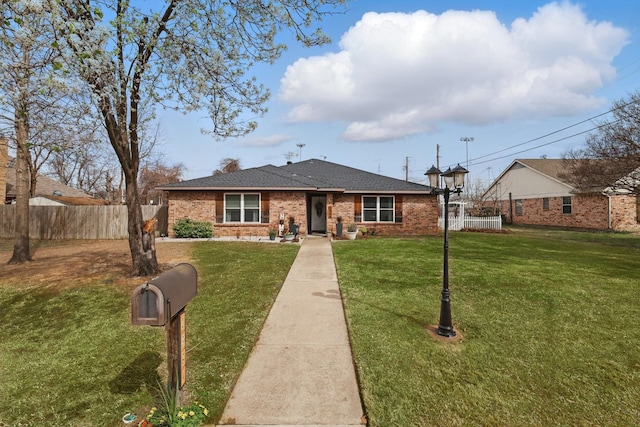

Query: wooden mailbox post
left=131, top=263, right=197, bottom=402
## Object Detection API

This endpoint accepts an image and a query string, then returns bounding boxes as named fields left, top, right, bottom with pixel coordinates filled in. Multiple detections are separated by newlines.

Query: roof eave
left=343, top=190, right=434, bottom=195
left=156, top=186, right=317, bottom=191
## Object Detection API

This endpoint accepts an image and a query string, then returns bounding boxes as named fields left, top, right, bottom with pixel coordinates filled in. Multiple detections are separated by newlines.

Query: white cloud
left=236, top=133, right=295, bottom=147
left=278, top=2, right=628, bottom=142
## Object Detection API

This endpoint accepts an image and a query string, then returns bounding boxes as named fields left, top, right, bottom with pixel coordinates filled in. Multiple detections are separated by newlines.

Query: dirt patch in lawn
left=0, top=239, right=195, bottom=292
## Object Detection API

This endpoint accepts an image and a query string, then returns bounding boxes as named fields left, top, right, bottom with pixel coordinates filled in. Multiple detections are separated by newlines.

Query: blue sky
left=158, top=0, right=640, bottom=186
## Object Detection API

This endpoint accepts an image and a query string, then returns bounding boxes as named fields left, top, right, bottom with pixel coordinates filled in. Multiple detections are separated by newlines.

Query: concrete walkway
left=216, top=237, right=364, bottom=427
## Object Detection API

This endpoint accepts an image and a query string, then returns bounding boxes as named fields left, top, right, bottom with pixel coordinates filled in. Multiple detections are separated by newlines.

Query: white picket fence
left=438, top=215, right=502, bottom=231
left=437, top=200, right=501, bottom=231
left=463, top=216, right=502, bottom=230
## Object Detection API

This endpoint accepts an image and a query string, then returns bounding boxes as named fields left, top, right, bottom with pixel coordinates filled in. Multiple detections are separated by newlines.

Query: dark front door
left=310, top=196, right=326, bottom=233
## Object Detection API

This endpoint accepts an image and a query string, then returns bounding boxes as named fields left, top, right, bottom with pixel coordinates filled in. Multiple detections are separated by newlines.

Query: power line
left=470, top=117, right=625, bottom=167
left=468, top=99, right=636, bottom=165
left=413, top=95, right=639, bottom=185
left=432, top=97, right=639, bottom=171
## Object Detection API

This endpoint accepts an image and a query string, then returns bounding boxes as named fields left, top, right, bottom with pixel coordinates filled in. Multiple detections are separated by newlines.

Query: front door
left=310, top=196, right=326, bottom=233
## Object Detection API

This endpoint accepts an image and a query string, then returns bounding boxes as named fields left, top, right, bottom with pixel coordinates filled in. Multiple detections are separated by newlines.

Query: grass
left=183, top=242, right=299, bottom=421
left=0, top=241, right=298, bottom=426
left=333, top=228, right=640, bottom=426
left=2, top=229, right=639, bottom=426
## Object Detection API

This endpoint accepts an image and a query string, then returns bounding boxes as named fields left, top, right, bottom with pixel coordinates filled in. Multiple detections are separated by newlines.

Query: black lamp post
left=425, top=164, right=468, bottom=337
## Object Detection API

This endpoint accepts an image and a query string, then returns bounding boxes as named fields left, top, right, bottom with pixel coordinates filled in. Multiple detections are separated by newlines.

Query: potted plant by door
left=335, top=216, right=344, bottom=239
left=344, top=223, right=358, bottom=240
left=268, top=228, right=277, bottom=240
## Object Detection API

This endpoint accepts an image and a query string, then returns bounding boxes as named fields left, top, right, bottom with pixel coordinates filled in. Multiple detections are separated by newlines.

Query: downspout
left=508, top=192, right=513, bottom=224
left=606, top=193, right=612, bottom=230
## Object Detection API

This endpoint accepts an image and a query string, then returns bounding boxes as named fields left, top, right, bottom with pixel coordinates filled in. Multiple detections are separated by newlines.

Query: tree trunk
left=9, top=121, right=32, bottom=264
left=125, top=169, right=158, bottom=276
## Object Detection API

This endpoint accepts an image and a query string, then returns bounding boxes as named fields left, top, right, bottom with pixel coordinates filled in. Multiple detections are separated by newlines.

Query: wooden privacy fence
left=0, top=205, right=168, bottom=239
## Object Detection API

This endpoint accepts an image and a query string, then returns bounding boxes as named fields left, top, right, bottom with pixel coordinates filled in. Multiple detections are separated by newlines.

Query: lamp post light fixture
left=425, top=163, right=469, bottom=337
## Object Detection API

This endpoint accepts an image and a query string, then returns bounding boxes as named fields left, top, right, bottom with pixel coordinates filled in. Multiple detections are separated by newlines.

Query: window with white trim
left=562, top=196, right=572, bottom=214
left=362, top=196, right=394, bottom=222
left=225, top=193, right=260, bottom=223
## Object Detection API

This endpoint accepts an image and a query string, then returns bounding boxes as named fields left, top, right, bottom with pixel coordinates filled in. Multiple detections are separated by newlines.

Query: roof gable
left=484, top=159, right=574, bottom=200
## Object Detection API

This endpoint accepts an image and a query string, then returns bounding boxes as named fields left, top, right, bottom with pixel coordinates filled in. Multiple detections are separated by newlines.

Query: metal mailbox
left=131, top=263, right=197, bottom=326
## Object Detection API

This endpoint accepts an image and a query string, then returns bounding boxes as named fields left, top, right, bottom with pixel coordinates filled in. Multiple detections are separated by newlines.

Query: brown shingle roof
left=516, top=159, right=568, bottom=182
left=5, top=161, right=93, bottom=199
left=158, top=158, right=433, bottom=194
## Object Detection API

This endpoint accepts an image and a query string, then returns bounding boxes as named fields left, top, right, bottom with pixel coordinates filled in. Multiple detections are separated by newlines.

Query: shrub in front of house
left=173, top=218, right=213, bottom=238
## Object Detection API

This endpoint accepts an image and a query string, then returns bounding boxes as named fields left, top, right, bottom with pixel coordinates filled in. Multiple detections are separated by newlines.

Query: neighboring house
left=156, top=158, right=439, bottom=237
left=28, top=195, right=110, bottom=206
left=4, top=157, right=96, bottom=204
left=482, top=159, right=640, bottom=231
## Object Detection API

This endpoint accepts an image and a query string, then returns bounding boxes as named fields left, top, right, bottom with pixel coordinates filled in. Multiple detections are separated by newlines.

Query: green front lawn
left=0, top=241, right=298, bottom=426
left=333, top=228, right=640, bottom=426
left=2, top=229, right=638, bottom=426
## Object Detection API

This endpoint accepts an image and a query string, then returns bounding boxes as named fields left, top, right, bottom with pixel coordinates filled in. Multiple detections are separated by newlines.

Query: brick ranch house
left=156, top=158, right=439, bottom=238
left=482, top=158, right=640, bottom=231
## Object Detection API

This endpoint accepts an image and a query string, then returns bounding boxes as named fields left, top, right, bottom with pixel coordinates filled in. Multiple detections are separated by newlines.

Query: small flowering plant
left=139, top=401, right=208, bottom=427
left=140, top=377, right=208, bottom=427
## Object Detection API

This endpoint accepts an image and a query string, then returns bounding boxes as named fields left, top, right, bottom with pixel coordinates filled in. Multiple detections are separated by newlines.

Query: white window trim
left=362, top=195, right=395, bottom=223
left=562, top=196, right=572, bottom=215
left=224, top=193, right=261, bottom=223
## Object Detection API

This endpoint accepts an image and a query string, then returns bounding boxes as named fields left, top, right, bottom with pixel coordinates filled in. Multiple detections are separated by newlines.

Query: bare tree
left=561, top=90, right=640, bottom=194
left=0, top=1, right=74, bottom=263
left=50, top=0, right=344, bottom=275
left=213, top=158, right=241, bottom=175
left=28, top=93, right=103, bottom=196
left=139, top=159, right=184, bottom=205
left=464, top=177, right=492, bottom=216
left=46, top=121, right=119, bottom=197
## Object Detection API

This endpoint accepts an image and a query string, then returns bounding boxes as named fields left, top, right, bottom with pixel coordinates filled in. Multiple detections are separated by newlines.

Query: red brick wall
left=268, top=191, right=308, bottom=236
left=326, top=193, right=438, bottom=236
left=167, top=191, right=439, bottom=237
left=167, top=191, right=308, bottom=237
left=498, top=194, right=639, bottom=230
left=610, top=195, right=640, bottom=232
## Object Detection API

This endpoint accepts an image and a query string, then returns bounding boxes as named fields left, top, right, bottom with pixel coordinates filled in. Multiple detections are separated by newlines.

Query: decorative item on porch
left=268, top=228, right=277, bottom=240
left=359, top=226, right=368, bottom=238
left=287, top=215, right=299, bottom=237
left=335, top=216, right=343, bottom=239
left=344, top=223, right=358, bottom=240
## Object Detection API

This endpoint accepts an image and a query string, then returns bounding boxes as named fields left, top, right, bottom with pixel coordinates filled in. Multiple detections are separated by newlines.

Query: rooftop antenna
left=296, top=143, right=305, bottom=161
left=285, top=151, right=298, bottom=162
